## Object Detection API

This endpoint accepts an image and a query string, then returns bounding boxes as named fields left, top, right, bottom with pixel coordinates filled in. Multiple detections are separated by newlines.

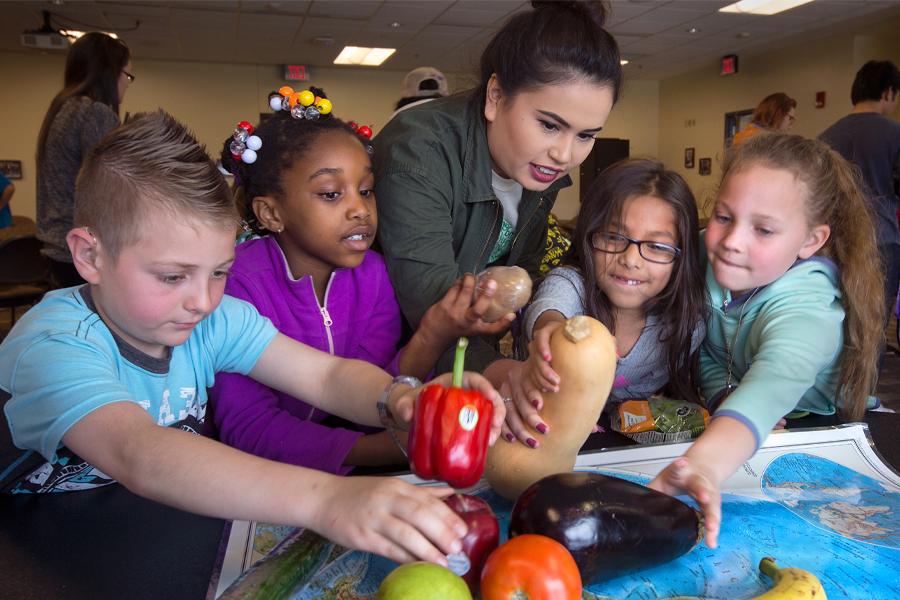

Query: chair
left=0, top=235, right=52, bottom=326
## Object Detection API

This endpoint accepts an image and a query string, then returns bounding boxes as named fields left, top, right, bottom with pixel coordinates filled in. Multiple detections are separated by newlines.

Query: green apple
left=377, top=562, right=472, bottom=600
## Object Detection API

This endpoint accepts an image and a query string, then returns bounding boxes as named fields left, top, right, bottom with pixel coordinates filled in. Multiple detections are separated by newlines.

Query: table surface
left=1, top=411, right=896, bottom=600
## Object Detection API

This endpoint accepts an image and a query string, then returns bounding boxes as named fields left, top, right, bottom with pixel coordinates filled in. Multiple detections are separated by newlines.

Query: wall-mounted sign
left=721, top=54, right=738, bottom=76
left=283, top=64, right=309, bottom=82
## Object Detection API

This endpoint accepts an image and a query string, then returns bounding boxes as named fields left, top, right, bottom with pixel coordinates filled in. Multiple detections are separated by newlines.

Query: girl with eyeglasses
left=36, top=32, right=132, bottom=288
left=498, top=158, right=708, bottom=448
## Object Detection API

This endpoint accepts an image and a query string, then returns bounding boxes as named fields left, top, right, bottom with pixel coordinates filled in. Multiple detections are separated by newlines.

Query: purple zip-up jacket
left=207, top=236, right=402, bottom=474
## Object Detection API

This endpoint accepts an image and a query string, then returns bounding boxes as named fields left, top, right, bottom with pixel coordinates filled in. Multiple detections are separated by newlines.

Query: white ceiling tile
left=434, top=1, right=524, bottom=26
left=176, top=1, right=241, bottom=11
left=298, top=15, right=365, bottom=38
left=0, top=0, right=898, bottom=80
left=237, top=12, right=303, bottom=44
left=308, top=0, right=381, bottom=19
left=373, top=1, right=453, bottom=25
left=99, top=3, right=171, bottom=19
left=240, top=0, right=311, bottom=15
left=172, top=8, right=238, bottom=31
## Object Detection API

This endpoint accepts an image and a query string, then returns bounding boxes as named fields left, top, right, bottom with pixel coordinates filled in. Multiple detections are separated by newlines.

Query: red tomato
left=480, top=534, right=582, bottom=600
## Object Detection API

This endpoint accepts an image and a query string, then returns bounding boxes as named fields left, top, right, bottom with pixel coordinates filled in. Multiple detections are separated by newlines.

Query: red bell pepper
left=408, top=337, right=493, bottom=488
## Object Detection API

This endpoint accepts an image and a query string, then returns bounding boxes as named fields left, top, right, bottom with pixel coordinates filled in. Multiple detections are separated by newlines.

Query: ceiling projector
left=21, top=31, right=70, bottom=50
left=21, top=10, right=71, bottom=51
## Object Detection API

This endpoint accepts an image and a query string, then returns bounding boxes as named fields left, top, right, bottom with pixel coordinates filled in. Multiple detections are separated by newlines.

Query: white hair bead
left=246, top=135, right=262, bottom=151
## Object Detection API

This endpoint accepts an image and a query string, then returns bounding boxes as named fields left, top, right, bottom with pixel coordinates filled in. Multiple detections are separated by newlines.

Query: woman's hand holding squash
left=499, top=361, right=550, bottom=448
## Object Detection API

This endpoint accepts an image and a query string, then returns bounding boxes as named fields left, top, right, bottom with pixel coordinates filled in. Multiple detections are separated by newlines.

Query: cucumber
left=219, top=527, right=333, bottom=600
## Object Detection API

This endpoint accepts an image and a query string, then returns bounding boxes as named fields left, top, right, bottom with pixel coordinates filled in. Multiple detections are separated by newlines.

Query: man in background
left=820, top=60, right=900, bottom=370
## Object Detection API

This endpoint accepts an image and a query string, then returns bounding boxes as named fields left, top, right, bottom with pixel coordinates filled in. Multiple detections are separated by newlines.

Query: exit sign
left=283, top=64, right=309, bottom=81
left=720, top=54, right=738, bottom=76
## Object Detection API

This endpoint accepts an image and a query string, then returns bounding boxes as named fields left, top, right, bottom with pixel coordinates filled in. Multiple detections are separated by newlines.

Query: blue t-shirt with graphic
left=0, top=286, right=277, bottom=492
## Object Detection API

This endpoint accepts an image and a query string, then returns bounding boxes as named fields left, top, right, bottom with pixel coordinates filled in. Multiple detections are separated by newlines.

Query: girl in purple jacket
left=210, top=88, right=510, bottom=474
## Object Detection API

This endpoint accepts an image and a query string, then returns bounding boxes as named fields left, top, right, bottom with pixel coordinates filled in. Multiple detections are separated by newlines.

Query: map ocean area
left=213, top=424, right=900, bottom=599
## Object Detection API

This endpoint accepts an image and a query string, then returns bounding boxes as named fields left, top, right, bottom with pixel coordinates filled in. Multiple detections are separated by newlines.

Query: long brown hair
left=36, top=32, right=130, bottom=168
left=572, top=158, right=708, bottom=403
left=722, top=133, right=884, bottom=421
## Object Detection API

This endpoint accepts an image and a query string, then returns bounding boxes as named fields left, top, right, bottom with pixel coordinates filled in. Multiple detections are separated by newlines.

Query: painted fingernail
left=532, top=400, right=540, bottom=408
left=505, top=433, right=514, bottom=442
left=536, top=423, right=548, bottom=434
left=526, top=438, right=537, bottom=448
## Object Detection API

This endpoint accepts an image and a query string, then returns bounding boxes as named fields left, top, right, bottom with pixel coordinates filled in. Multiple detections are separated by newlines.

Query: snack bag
left=611, top=396, right=710, bottom=444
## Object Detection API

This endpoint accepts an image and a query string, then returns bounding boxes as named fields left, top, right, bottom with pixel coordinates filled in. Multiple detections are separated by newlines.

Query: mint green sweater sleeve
left=702, top=259, right=844, bottom=449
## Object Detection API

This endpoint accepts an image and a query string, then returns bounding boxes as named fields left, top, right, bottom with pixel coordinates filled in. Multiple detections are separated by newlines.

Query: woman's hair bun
left=531, top=0, right=609, bottom=27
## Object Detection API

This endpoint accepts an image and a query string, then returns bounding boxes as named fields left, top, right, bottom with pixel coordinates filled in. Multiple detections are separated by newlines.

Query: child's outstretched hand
left=420, top=274, right=515, bottom=343
left=390, top=371, right=506, bottom=446
left=313, top=475, right=466, bottom=564
left=526, top=320, right=564, bottom=395
left=649, top=456, right=721, bottom=549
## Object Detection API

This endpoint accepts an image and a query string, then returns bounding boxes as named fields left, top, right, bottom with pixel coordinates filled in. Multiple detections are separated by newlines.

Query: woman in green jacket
left=373, top=0, right=622, bottom=374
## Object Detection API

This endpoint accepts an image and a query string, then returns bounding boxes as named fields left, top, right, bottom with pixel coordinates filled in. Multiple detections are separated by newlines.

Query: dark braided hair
left=219, top=87, right=373, bottom=235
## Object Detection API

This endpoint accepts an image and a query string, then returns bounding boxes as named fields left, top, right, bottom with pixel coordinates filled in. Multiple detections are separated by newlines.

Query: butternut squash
left=485, top=316, right=617, bottom=500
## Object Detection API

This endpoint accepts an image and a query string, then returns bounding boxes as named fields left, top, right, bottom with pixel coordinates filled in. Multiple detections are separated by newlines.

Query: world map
left=244, top=452, right=900, bottom=599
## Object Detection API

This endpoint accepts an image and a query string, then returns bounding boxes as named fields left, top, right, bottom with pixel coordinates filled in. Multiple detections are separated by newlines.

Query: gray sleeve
left=79, top=103, right=119, bottom=158
left=690, top=317, right=707, bottom=354
left=522, top=267, right=586, bottom=340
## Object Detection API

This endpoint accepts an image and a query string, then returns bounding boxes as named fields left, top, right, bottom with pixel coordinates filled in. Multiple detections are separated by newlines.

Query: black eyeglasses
left=122, top=69, right=135, bottom=83
left=590, top=231, right=681, bottom=264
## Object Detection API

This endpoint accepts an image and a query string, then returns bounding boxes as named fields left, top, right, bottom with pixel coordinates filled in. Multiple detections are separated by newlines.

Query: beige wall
left=0, top=51, right=472, bottom=222
left=1, top=49, right=657, bottom=224
left=3, top=17, right=899, bottom=225
left=658, top=19, right=900, bottom=217
left=555, top=78, right=660, bottom=221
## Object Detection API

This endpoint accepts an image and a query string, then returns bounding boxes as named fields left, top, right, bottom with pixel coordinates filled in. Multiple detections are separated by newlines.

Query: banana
left=752, top=556, right=827, bottom=599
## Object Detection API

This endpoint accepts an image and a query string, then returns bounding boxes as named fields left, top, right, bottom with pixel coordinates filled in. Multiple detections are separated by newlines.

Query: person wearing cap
left=393, top=66, right=449, bottom=114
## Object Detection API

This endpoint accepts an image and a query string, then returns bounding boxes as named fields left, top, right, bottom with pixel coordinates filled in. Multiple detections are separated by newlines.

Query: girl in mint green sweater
left=651, top=133, right=884, bottom=549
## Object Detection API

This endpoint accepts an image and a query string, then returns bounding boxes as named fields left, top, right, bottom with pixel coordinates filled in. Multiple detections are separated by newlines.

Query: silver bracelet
left=376, top=375, right=422, bottom=459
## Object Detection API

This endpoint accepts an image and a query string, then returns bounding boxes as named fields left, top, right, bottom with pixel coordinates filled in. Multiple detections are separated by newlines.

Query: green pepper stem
left=453, top=337, right=468, bottom=388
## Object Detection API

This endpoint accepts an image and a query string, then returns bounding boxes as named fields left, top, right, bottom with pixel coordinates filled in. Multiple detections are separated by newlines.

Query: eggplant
left=509, top=472, right=703, bottom=584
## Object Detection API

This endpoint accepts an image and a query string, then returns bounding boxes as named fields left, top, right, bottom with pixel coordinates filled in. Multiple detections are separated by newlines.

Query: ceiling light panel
left=333, top=46, right=396, bottom=66
left=720, top=0, right=815, bottom=16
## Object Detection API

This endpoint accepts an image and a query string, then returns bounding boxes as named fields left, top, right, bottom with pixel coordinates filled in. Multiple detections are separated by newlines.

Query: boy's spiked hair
left=74, top=110, right=237, bottom=258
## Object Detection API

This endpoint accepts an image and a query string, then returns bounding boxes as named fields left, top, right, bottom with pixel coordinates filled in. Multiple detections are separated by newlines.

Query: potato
left=476, top=266, right=533, bottom=322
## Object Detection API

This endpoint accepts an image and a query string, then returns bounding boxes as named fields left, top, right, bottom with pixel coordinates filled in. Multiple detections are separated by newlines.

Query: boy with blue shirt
left=0, top=110, right=504, bottom=566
